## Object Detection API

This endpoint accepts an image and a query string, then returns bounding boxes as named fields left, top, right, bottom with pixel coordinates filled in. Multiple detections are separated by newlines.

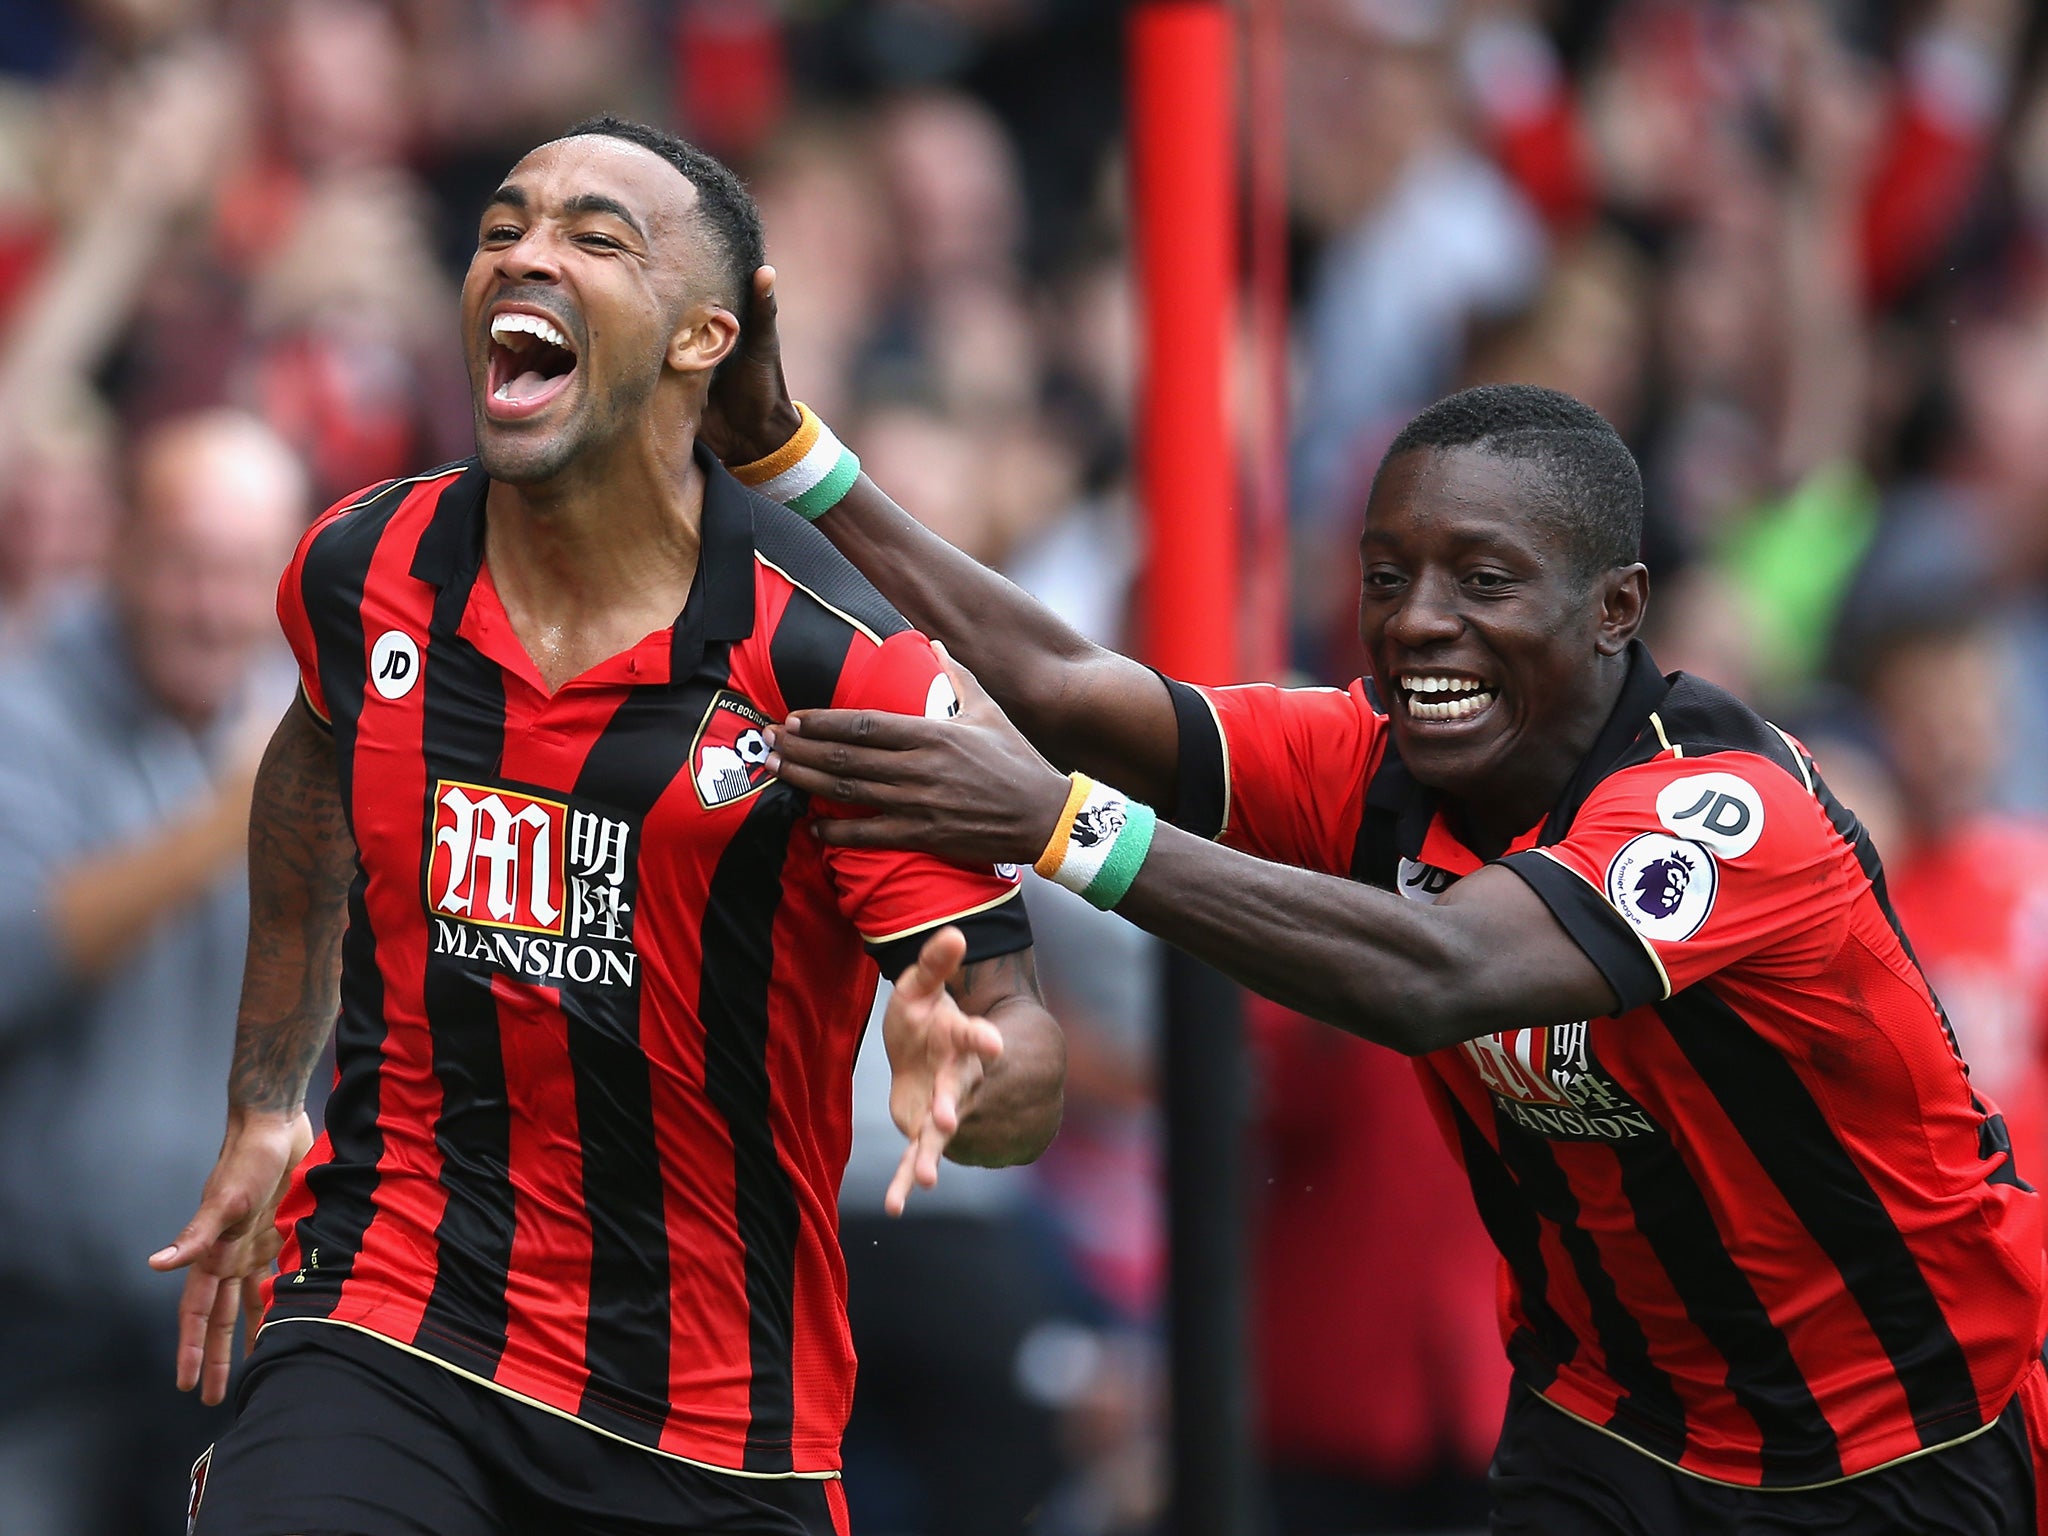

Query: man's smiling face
left=461, top=134, right=713, bottom=485
left=1358, top=444, right=1628, bottom=808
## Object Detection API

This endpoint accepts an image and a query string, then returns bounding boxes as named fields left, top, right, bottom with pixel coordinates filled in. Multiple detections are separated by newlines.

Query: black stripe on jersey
left=1609, top=1132, right=1841, bottom=1484
left=416, top=476, right=519, bottom=1370
left=748, top=496, right=910, bottom=644
left=1491, top=1121, right=1689, bottom=1462
left=1160, top=675, right=1227, bottom=840
left=294, top=871, right=386, bottom=1309
left=769, top=586, right=859, bottom=716
left=288, top=477, right=404, bottom=1309
left=1783, top=742, right=2027, bottom=1189
left=564, top=679, right=719, bottom=1438
left=701, top=783, right=809, bottom=1471
left=1660, top=986, right=1985, bottom=1448
left=1442, top=1091, right=1574, bottom=1388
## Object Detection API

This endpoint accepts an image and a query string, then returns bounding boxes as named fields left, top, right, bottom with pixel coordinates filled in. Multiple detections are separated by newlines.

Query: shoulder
left=295, top=460, right=474, bottom=592
left=1576, top=678, right=1835, bottom=861
left=750, top=495, right=910, bottom=647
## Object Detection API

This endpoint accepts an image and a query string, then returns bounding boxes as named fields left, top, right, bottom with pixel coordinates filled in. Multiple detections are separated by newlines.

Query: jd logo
left=1397, top=857, right=1456, bottom=904
left=1655, top=772, right=1764, bottom=858
left=370, top=630, right=421, bottom=700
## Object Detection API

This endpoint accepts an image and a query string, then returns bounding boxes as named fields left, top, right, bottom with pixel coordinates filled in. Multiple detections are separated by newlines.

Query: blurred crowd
left=4, top=0, right=2048, bottom=1534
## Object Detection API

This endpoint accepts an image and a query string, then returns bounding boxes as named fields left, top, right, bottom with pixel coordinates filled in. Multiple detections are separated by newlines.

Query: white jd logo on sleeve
left=370, top=630, right=421, bottom=700
left=1655, top=772, right=1765, bottom=858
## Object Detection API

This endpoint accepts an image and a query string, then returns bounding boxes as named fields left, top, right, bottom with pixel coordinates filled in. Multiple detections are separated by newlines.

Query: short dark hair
left=1378, top=383, right=1644, bottom=580
left=562, top=114, right=764, bottom=311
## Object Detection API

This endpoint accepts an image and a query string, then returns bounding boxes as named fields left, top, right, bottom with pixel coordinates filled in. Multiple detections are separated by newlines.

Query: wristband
left=729, top=401, right=861, bottom=521
left=1033, top=773, right=1158, bottom=911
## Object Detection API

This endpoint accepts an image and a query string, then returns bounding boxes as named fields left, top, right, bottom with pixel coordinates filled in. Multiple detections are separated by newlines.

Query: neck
left=485, top=423, right=705, bottom=619
left=1455, top=654, right=1631, bottom=852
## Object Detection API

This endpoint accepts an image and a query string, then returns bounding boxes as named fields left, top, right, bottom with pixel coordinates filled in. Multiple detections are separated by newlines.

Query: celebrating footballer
left=153, top=118, right=1065, bottom=1536
left=717, top=275, right=2048, bottom=1534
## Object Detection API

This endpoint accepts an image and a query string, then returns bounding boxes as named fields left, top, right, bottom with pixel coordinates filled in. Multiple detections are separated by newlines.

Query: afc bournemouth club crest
left=693, top=691, right=776, bottom=809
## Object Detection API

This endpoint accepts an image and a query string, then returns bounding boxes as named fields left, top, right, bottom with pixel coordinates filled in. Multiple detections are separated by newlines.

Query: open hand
left=882, top=927, right=1006, bottom=1216
left=768, top=644, right=1070, bottom=868
left=149, top=1109, right=315, bottom=1404
left=701, top=265, right=803, bottom=466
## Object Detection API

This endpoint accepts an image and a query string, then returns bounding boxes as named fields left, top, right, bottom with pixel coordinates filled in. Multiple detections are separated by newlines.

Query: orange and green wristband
left=729, top=402, right=861, bottom=521
left=1034, top=773, right=1157, bottom=911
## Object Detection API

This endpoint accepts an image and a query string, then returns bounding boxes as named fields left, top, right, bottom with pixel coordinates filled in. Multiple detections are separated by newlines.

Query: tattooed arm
left=880, top=930, right=1065, bottom=1214
left=149, top=701, right=355, bottom=1403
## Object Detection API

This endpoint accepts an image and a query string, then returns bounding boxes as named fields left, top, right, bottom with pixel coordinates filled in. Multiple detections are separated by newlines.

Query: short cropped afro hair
left=563, top=114, right=764, bottom=313
left=1377, top=384, right=1644, bottom=580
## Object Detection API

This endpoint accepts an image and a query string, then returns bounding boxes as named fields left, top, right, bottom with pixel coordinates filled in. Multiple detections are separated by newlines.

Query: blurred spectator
left=839, top=982, right=1066, bottom=1536
left=0, top=410, right=304, bottom=1536
left=1249, top=999, right=1506, bottom=1535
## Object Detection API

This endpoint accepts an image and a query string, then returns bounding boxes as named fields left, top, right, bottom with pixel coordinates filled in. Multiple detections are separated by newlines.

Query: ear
left=667, top=302, right=741, bottom=376
left=1594, top=563, right=1649, bottom=656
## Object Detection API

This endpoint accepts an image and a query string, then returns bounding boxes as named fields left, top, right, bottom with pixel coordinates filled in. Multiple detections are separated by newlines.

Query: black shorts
left=190, top=1323, right=849, bottom=1536
left=1488, top=1379, right=2038, bottom=1536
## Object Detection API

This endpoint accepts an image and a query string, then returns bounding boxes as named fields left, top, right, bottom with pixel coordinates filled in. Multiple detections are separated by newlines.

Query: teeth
left=1406, top=689, right=1496, bottom=721
left=1402, top=675, right=1483, bottom=696
left=491, top=312, right=570, bottom=351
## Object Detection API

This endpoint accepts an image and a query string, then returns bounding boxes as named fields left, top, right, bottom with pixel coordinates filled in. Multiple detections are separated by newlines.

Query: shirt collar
left=409, top=445, right=757, bottom=681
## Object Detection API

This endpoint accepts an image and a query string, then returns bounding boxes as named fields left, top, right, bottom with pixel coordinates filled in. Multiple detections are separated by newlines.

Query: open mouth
left=485, top=309, right=579, bottom=418
left=1397, top=673, right=1498, bottom=724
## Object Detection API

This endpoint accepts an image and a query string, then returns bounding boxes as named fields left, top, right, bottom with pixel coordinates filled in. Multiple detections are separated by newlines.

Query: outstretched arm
left=149, top=701, right=355, bottom=1403
left=771, top=656, right=1618, bottom=1056
left=702, top=267, right=1183, bottom=808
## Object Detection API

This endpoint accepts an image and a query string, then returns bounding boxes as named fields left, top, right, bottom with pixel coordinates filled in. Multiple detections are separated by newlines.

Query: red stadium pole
left=1133, top=1, right=1240, bottom=683
left=1130, top=6, right=1254, bottom=1535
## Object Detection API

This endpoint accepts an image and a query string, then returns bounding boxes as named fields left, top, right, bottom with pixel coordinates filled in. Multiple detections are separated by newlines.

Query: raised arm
left=702, top=267, right=1182, bottom=807
left=149, top=700, right=355, bottom=1403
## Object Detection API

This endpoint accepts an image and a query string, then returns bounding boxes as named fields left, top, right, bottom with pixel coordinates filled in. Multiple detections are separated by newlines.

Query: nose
left=1381, top=571, right=1463, bottom=651
left=494, top=226, right=563, bottom=286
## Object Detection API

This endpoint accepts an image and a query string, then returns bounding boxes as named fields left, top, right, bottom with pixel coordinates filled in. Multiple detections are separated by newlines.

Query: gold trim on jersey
left=858, top=884, right=1024, bottom=948
left=260, top=1317, right=842, bottom=1481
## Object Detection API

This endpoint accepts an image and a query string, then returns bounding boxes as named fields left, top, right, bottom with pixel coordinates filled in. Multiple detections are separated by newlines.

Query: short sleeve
left=1500, top=753, right=1853, bottom=1014
left=277, top=493, right=368, bottom=730
left=815, top=629, right=1031, bottom=978
left=1163, top=677, right=1383, bottom=877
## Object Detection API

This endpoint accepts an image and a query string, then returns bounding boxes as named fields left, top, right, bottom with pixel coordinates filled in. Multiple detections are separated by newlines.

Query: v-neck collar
left=407, top=443, right=758, bottom=691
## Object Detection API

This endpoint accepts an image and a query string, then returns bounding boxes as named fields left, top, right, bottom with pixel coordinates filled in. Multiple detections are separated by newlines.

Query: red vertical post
left=1244, top=0, right=1290, bottom=681
left=1133, top=0, right=1239, bottom=684
left=1131, top=8, right=1254, bottom=1536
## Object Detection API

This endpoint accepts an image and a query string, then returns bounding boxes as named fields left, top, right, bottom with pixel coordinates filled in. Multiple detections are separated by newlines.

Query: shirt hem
left=1525, top=1383, right=2004, bottom=1491
left=260, top=1316, right=843, bottom=1481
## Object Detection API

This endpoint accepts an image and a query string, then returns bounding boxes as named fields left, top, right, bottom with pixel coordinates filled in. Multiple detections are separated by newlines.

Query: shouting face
left=1358, top=444, right=1644, bottom=826
left=461, top=134, right=737, bottom=486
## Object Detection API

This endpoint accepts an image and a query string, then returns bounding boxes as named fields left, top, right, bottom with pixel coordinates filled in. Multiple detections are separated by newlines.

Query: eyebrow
left=481, top=186, right=646, bottom=242
left=562, top=193, right=646, bottom=240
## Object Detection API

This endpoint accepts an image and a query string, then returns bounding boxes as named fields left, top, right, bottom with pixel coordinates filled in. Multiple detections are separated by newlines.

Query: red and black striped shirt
left=261, top=450, right=1030, bottom=1475
left=1166, top=643, right=2047, bottom=1487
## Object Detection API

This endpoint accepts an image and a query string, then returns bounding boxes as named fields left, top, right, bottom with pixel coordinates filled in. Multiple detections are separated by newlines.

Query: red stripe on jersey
left=488, top=970, right=592, bottom=1405
left=484, top=667, right=603, bottom=1404
left=329, top=482, right=452, bottom=1343
left=632, top=766, right=753, bottom=1465
left=768, top=830, right=867, bottom=1458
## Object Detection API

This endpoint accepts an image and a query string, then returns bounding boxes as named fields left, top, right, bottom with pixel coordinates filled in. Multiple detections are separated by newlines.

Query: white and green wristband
left=1034, top=774, right=1157, bottom=911
left=729, top=401, right=861, bottom=520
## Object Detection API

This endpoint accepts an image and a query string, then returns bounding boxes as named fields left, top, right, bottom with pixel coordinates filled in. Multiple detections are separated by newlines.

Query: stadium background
left=3, top=0, right=2047, bottom=1533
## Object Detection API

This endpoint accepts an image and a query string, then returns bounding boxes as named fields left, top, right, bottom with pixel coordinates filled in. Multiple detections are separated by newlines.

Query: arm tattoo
left=226, top=705, right=355, bottom=1115
left=947, top=945, right=1043, bottom=1016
